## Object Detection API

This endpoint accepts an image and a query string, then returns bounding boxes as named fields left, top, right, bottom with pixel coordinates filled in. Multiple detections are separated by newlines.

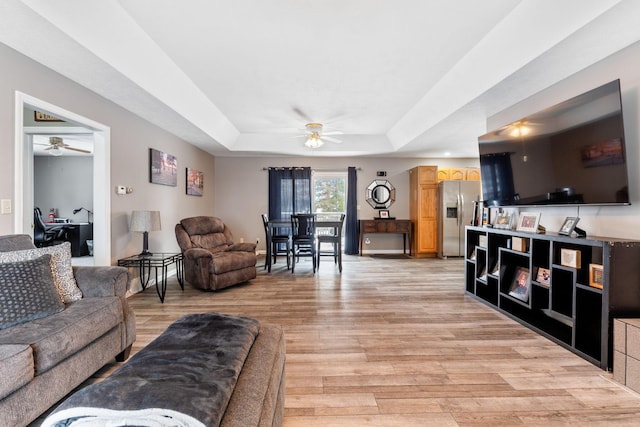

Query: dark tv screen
left=478, top=79, right=630, bottom=207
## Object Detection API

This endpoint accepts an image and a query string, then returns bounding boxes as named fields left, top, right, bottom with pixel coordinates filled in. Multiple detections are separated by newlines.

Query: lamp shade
left=130, top=210, right=161, bottom=233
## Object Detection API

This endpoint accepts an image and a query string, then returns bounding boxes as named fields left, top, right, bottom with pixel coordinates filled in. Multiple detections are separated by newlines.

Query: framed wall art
left=186, top=168, right=204, bottom=196
left=149, top=148, right=177, bottom=187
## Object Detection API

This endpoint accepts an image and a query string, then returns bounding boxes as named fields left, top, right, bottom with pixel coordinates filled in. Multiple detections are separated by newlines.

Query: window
left=312, top=171, right=346, bottom=220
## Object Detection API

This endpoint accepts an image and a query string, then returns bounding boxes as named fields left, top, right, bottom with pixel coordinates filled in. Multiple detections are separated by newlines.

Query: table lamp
left=73, top=207, right=93, bottom=223
left=130, top=210, right=161, bottom=256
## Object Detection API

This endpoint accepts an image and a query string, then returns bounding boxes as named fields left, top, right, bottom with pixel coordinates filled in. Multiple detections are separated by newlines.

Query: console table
left=359, top=219, right=413, bottom=256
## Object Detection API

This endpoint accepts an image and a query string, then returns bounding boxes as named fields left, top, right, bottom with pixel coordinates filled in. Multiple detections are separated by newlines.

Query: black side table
left=117, top=253, right=184, bottom=303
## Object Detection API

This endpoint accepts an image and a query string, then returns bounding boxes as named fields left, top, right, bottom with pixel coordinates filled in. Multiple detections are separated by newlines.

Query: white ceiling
left=2, top=0, right=640, bottom=158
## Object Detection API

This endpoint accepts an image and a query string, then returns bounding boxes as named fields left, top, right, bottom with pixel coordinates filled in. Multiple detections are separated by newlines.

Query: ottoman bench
left=42, top=313, right=286, bottom=427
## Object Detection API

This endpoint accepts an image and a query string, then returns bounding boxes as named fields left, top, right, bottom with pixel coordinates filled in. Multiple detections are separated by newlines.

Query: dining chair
left=316, top=213, right=345, bottom=272
left=261, top=213, right=290, bottom=272
left=290, top=214, right=316, bottom=273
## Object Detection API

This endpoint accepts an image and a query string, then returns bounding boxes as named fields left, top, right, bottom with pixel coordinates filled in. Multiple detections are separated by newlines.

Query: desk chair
left=261, top=213, right=290, bottom=272
left=317, top=213, right=345, bottom=272
left=33, top=207, right=68, bottom=247
left=290, top=214, right=316, bottom=273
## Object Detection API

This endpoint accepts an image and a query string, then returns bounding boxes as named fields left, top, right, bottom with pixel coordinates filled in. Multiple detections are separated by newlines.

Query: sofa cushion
left=0, top=344, right=34, bottom=400
left=0, top=296, right=123, bottom=374
left=0, top=242, right=82, bottom=303
left=211, top=251, right=257, bottom=274
left=0, top=255, right=65, bottom=330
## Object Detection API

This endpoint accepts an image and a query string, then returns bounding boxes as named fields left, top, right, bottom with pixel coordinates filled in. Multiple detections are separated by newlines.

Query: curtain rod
left=262, top=167, right=361, bottom=171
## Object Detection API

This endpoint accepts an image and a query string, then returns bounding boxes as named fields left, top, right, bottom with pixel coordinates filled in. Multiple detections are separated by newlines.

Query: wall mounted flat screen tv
left=478, top=79, right=630, bottom=207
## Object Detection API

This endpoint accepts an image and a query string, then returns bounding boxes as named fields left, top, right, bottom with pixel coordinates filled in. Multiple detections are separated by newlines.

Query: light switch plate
left=1, top=199, right=11, bottom=214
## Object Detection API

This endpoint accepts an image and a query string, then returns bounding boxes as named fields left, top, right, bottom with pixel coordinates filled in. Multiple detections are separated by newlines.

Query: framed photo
left=490, top=260, right=500, bottom=276
left=494, top=212, right=512, bottom=229
left=379, top=209, right=390, bottom=219
left=34, top=111, right=62, bottom=122
left=559, top=217, right=580, bottom=236
left=535, top=267, right=550, bottom=286
left=589, top=264, right=604, bottom=289
left=150, top=148, right=177, bottom=187
left=516, top=212, right=541, bottom=233
left=186, top=168, right=204, bottom=196
left=508, top=266, right=530, bottom=302
left=560, top=248, right=581, bottom=268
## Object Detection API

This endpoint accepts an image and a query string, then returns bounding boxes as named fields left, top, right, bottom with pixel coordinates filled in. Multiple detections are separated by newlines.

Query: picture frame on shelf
left=508, top=266, right=530, bottom=302
left=477, top=265, right=487, bottom=281
left=559, top=217, right=580, bottom=236
left=535, top=267, right=550, bottom=286
left=560, top=248, right=581, bottom=268
left=589, top=264, right=604, bottom=289
left=494, top=212, right=513, bottom=229
left=516, top=212, right=541, bottom=233
left=490, top=260, right=500, bottom=276
left=379, top=209, right=390, bottom=219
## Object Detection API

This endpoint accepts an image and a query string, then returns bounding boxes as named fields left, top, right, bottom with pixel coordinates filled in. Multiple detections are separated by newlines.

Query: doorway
left=14, top=92, right=111, bottom=265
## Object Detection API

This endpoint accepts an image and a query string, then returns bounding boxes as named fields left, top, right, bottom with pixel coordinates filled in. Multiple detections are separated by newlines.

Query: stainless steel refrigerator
left=438, top=180, right=481, bottom=258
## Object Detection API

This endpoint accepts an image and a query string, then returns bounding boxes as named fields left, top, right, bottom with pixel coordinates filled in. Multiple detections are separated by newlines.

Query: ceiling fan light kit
left=301, top=122, right=342, bottom=149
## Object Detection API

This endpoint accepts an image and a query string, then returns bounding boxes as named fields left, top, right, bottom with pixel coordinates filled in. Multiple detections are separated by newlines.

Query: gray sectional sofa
left=0, top=234, right=135, bottom=427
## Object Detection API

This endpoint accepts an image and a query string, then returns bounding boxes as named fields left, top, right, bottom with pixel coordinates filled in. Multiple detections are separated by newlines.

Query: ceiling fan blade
left=322, top=131, right=344, bottom=136
left=322, top=136, right=342, bottom=144
left=64, top=146, right=92, bottom=153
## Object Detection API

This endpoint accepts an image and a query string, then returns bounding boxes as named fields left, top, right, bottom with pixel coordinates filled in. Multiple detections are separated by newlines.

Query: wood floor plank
left=31, top=255, right=640, bottom=426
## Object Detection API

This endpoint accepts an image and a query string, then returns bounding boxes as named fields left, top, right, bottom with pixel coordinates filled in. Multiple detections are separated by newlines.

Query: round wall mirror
left=366, top=179, right=395, bottom=209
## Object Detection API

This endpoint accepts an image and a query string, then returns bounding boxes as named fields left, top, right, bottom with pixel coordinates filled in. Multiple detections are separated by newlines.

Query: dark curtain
left=344, top=166, right=359, bottom=254
left=480, top=153, right=515, bottom=205
left=268, top=167, right=312, bottom=220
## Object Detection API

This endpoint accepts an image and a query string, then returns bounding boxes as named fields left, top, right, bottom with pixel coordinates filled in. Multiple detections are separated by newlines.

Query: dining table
left=265, top=217, right=343, bottom=272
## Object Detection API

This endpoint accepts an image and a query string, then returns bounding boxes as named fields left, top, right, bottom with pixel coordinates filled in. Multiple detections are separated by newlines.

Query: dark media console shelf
left=464, top=225, right=640, bottom=370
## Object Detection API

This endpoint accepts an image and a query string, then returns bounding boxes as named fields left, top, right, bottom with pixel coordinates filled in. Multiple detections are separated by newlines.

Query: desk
left=45, top=222, right=93, bottom=256
left=265, top=218, right=343, bottom=272
left=117, top=253, right=184, bottom=303
left=359, top=219, right=413, bottom=256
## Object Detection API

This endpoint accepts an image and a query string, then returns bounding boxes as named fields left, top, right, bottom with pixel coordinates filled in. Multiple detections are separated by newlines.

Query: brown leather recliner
left=175, top=216, right=257, bottom=291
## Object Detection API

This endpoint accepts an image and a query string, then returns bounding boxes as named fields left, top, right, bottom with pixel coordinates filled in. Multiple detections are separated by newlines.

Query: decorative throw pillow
left=0, top=242, right=82, bottom=303
left=0, top=254, right=65, bottom=330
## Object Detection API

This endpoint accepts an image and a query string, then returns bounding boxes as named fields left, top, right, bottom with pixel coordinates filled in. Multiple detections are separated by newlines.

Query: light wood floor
left=42, top=255, right=640, bottom=426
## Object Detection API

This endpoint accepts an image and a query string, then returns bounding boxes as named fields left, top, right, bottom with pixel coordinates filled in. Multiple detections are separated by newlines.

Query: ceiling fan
left=494, top=120, right=542, bottom=137
left=298, top=123, right=343, bottom=149
left=36, top=136, right=92, bottom=156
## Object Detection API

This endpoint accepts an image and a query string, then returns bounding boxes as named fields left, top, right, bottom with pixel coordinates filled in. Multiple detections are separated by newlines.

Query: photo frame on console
left=494, top=212, right=513, bottom=229
left=559, top=217, right=579, bottom=236
left=516, top=212, right=541, bottom=233
left=379, top=209, right=390, bottom=219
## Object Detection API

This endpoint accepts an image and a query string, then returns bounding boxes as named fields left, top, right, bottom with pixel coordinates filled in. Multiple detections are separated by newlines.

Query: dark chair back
left=291, top=214, right=315, bottom=240
left=33, top=207, right=48, bottom=244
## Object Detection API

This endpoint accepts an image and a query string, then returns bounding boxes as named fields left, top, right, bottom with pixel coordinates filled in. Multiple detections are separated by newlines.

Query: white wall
left=34, top=156, right=93, bottom=221
left=487, top=40, right=640, bottom=240
left=0, top=42, right=215, bottom=263
left=213, top=156, right=479, bottom=253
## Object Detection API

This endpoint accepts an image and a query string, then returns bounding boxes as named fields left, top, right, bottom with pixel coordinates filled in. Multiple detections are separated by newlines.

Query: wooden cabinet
left=465, top=168, right=481, bottom=181
left=409, top=166, right=438, bottom=256
left=438, top=167, right=481, bottom=181
left=465, top=226, right=640, bottom=370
